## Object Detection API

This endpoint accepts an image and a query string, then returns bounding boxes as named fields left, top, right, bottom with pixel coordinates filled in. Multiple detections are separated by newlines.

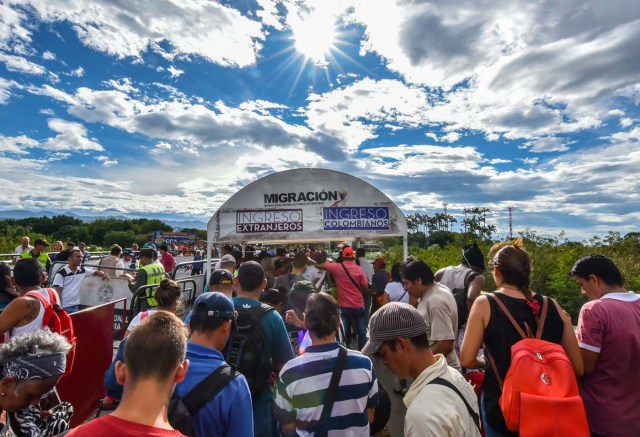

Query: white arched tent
left=206, top=168, right=408, bottom=274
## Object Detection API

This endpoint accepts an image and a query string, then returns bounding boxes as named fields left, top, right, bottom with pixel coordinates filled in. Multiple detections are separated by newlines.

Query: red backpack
left=25, top=289, right=77, bottom=378
left=485, top=294, right=589, bottom=437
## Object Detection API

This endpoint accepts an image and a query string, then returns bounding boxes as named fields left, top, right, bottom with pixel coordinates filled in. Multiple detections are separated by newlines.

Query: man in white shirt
left=363, top=303, right=481, bottom=437
left=12, top=236, right=33, bottom=263
left=52, top=249, right=109, bottom=313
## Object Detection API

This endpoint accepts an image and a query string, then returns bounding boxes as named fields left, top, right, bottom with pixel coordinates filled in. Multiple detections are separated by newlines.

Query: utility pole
left=508, top=206, right=513, bottom=239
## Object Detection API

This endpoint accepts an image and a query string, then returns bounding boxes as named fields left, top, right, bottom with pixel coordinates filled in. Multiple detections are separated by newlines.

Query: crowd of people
left=0, top=235, right=638, bottom=436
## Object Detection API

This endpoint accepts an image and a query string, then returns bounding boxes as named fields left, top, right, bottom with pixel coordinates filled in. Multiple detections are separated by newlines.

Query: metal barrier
left=175, top=278, right=198, bottom=315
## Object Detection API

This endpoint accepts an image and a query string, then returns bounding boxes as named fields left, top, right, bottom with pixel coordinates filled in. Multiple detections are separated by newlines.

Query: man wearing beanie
left=435, top=243, right=486, bottom=359
left=363, top=303, right=480, bottom=437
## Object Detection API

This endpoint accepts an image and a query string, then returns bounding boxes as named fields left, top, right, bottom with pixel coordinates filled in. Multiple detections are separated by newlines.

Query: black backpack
left=168, top=363, right=237, bottom=436
left=224, top=303, right=274, bottom=404
left=445, top=268, right=480, bottom=329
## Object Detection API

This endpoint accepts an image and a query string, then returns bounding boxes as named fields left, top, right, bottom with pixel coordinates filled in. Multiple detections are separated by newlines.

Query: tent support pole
left=403, top=234, right=408, bottom=260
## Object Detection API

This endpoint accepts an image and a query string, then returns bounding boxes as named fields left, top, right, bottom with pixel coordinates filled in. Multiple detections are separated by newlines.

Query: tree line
left=0, top=215, right=206, bottom=253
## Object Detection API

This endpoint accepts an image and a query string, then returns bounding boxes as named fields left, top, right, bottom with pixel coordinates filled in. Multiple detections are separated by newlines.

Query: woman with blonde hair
left=460, top=239, right=583, bottom=436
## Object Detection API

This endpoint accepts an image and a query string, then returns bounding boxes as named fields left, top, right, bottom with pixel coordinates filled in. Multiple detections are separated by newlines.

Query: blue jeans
left=481, top=393, right=511, bottom=437
left=64, top=305, right=79, bottom=314
left=340, top=306, right=368, bottom=350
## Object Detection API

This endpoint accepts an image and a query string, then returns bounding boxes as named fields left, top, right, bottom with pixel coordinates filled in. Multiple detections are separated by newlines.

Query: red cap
left=342, top=247, right=355, bottom=259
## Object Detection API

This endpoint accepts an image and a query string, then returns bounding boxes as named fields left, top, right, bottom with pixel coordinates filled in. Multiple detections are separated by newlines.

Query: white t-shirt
left=385, top=281, right=409, bottom=304
left=127, top=310, right=158, bottom=332
left=52, top=265, right=95, bottom=308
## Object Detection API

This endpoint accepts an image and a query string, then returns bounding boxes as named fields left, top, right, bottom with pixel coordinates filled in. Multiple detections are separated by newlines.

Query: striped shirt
left=275, top=342, right=378, bottom=436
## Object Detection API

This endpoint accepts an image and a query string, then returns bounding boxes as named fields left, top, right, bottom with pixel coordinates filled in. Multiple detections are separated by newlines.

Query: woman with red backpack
left=460, top=240, right=584, bottom=437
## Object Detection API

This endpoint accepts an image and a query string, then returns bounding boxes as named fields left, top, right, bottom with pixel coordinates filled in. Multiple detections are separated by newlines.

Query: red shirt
left=323, top=261, right=367, bottom=308
left=160, top=251, right=176, bottom=273
left=66, top=415, right=186, bottom=436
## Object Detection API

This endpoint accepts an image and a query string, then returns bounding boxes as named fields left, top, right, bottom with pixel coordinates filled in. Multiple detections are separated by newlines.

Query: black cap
left=34, top=238, right=50, bottom=247
left=209, top=269, right=234, bottom=286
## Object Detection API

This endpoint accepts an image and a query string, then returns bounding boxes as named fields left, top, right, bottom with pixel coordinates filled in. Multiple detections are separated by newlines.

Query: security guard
left=131, top=248, right=165, bottom=311
left=21, top=238, right=51, bottom=273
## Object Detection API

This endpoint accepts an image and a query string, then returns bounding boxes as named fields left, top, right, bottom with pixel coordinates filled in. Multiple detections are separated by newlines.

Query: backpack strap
left=181, top=363, right=237, bottom=417
left=315, top=346, right=348, bottom=437
left=535, top=296, right=549, bottom=339
left=486, top=294, right=528, bottom=339
left=428, top=377, right=481, bottom=432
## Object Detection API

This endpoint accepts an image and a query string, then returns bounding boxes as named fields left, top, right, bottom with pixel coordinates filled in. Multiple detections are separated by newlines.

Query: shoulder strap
left=316, top=346, right=348, bottom=436
left=397, top=290, right=408, bottom=303
left=340, top=262, right=362, bottom=291
left=246, top=303, right=274, bottom=319
left=486, top=294, right=528, bottom=339
left=428, top=377, right=481, bottom=432
left=26, top=291, right=49, bottom=308
left=535, top=296, right=549, bottom=339
left=181, top=363, right=237, bottom=416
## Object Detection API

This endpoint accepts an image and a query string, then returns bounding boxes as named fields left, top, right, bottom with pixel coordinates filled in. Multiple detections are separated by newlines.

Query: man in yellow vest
left=21, top=238, right=51, bottom=273
left=130, top=248, right=165, bottom=311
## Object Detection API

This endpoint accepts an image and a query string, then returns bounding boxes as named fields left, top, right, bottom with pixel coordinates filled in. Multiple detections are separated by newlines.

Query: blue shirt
left=175, top=343, right=253, bottom=437
left=233, top=296, right=294, bottom=436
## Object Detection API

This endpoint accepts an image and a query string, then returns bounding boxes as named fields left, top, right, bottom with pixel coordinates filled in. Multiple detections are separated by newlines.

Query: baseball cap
left=122, top=248, right=137, bottom=258
left=191, top=292, right=237, bottom=323
left=220, top=254, right=236, bottom=264
left=34, top=238, right=50, bottom=247
left=372, top=257, right=386, bottom=268
left=362, top=302, right=428, bottom=356
left=342, top=247, right=355, bottom=259
left=210, top=269, right=234, bottom=286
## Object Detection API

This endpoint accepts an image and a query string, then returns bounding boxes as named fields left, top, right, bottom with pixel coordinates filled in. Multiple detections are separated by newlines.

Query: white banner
left=79, top=276, right=132, bottom=310
left=208, top=168, right=407, bottom=244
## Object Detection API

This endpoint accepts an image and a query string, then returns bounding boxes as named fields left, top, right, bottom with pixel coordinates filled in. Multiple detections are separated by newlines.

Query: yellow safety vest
left=21, top=250, right=50, bottom=269
left=141, top=263, right=165, bottom=306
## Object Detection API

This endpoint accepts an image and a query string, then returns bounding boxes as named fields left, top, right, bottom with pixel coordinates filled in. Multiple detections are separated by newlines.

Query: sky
left=0, top=0, right=639, bottom=240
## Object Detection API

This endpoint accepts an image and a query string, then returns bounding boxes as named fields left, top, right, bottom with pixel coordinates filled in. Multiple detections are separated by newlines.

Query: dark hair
left=67, top=241, right=75, bottom=248
left=261, top=288, right=287, bottom=306
left=391, top=262, right=402, bottom=282
left=379, top=333, right=431, bottom=354
left=292, top=252, right=308, bottom=269
left=570, top=254, right=624, bottom=287
left=492, top=241, right=533, bottom=299
left=139, top=248, right=154, bottom=260
left=400, top=259, right=434, bottom=285
left=110, top=245, right=122, bottom=256
left=289, top=280, right=317, bottom=313
left=276, top=248, right=286, bottom=257
left=124, top=311, right=187, bottom=385
left=155, top=279, right=182, bottom=309
left=69, top=249, right=82, bottom=257
left=0, top=263, right=18, bottom=300
left=304, top=293, right=339, bottom=339
left=356, top=247, right=366, bottom=258
left=12, top=258, right=43, bottom=287
left=237, top=261, right=265, bottom=292
left=158, top=244, right=168, bottom=252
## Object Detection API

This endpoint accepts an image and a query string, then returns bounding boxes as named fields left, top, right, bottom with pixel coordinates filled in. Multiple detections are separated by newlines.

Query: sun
left=291, top=10, right=337, bottom=65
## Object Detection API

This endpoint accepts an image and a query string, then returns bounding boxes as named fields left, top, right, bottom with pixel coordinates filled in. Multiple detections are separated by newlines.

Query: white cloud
left=0, top=53, right=46, bottom=75
left=610, top=126, right=640, bottom=142
left=522, top=136, right=572, bottom=153
left=305, top=78, right=429, bottom=152
left=519, top=157, right=539, bottom=165
left=69, top=66, right=84, bottom=77
left=44, top=118, right=104, bottom=152
left=167, top=65, right=184, bottom=78
left=0, top=77, right=17, bottom=104
left=487, top=158, right=511, bottom=164
left=4, top=0, right=266, bottom=67
left=95, top=155, right=118, bottom=166
left=42, top=51, right=56, bottom=60
left=0, top=134, right=38, bottom=154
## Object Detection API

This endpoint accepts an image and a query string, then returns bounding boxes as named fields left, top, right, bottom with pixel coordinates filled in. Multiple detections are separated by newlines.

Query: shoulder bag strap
left=341, top=262, right=363, bottom=293
left=486, top=293, right=528, bottom=339
left=397, top=290, right=408, bottom=303
left=182, top=363, right=237, bottom=416
left=428, top=377, right=481, bottom=432
left=315, top=346, right=348, bottom=437
left=535, top=296, right=549, bottom=339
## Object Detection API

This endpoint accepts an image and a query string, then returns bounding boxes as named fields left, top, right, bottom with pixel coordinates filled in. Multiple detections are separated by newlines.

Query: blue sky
left=0, top=0, right=639, bottom=239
